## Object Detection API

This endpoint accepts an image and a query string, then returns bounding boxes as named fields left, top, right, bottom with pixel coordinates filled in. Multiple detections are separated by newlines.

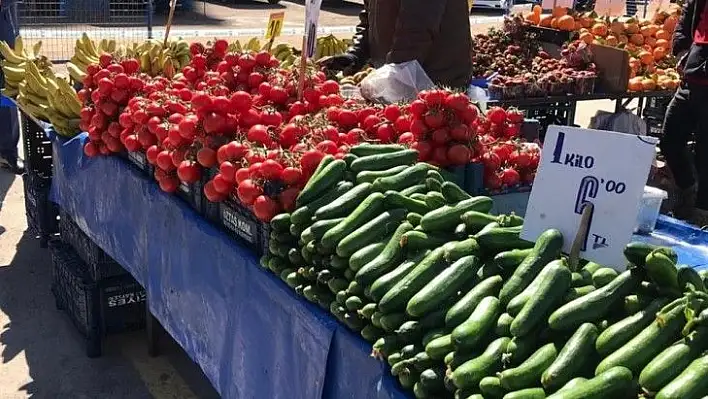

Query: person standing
left=0, top=0, right=24, bottom=174
left=660, top=0, right=708, bottom=225
left=318, top=0, right=472, bottom=90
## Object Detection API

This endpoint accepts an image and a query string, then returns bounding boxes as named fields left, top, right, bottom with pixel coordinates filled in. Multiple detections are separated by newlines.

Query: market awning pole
left=163, top=0, right=178, bottom=48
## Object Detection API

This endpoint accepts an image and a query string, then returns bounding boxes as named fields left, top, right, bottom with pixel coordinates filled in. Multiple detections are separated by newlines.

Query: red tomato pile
left=78, top=39, right=540, bottom=222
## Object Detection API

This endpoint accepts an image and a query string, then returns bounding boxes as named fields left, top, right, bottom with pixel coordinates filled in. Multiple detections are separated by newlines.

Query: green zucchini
left=511, top=259, right=572, bottom=337
left=645, top=248, right=680, bottom=291
left=378, top=247, right=447, bottom=313
left=496, top=313, right=514, bottom=337
left=475, top=225, right=533, bottom=254
left=547, top=366, right=633, bottom=399
left=452, top=296, right=502, bottom=351
left=494, top=248, right=534, bottom=272
left=452, top=337, right=511, bottom=390
left=677, top=265, right=706, bottom=292
left=355, top=222, right=413, bottom=285
left=407, top=255, right=482, bottom=318
left=554, top=377, right=587, bottom=395
left=655, top=354, right=708, bottom=399
left=400, top=230, right=454, bottom=251
left=595, top=301, right=686, bottom=375
left=444, top=238, right=482, bottom=262
left=314, top=182, right=373, bottom=220
left=401, top=183, right=428, bottom=197
left=424, top=191, right=447, bottom=209
left=499, top=229, right=563, bottom=306
left=349, top=149, right=418, bottom=173
left=461, top=210, right=500, bottom=233
left=290, top=181, right=353, bottom=225
left=563, top=285, right=596, bottom=303
left=639, top=326, right=708, bottom=393
left=425, top=333, right=455, bottom=360
left=349, top=241, right=387, bottom=272
left=500, top=343, right=558, bottom=391
left=592, top=268, right=619, bottom=288
left=441, top=181, right=472, bottom=202
left=420, top=197, right=494, bottom=232
left=623, top=242, right=658, bottom=267
left=336, top=209, right=407, bottom=257
left=321, top=192, right=386, bottom=249
left=541, top=323, right=599, bottom=391
left=384, top=190, right=431, bottom=215
left=373, top=163, right=430, bottom=193
left=296, top=159, right=346, bottom=207
left=502, top=388, right=546, bottom=399
left=446, top=275, right=504, bottom=329
left=480, top=376, right=505, bottom=398
left=548, top=270, right=641, bottom=331
left=350, top=143, right=406, bottom=156
left=355, top=165, right=408, bottom=184
left=595, top=298, right=669, bottom=356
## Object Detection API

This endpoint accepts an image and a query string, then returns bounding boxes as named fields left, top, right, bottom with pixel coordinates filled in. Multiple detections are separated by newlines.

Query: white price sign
left=521, top=126, right=657, bottom=269
left=304, top=0, right=323, bottom=58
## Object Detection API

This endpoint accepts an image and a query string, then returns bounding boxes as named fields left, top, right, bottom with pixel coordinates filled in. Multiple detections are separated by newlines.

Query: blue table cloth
left=50, top=133, right=708, bottom=399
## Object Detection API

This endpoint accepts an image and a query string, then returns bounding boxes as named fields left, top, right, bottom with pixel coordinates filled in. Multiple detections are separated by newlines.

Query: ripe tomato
left=514, top=151, right=531, bottom=168
left=411, top=141, right=432, bottom=161
left=316, top=140, right=338, bottom=155
left=506, top=108, right=525, bottom=124
left=301, top=149, right=325, bottom=174
left=159, top=176, right=180, bottom=193
left=398, top=132, right=415, bottom=144
left=445, top=92, right=469, bottom=111
left=344, top=128, right=363, bottom=145
left=269, top=86, right=288, bottom=104
left=383, top=104, right=402, bottom=122
left=424, top=111, right=445, bottom=129
left=230, top=91, right=252, bottom=112
left=431, top=146, right=449, bottom=167
left=196, top=147, right=217, bottom=168
left=235, top=168, right=251, bottom=184
left=83, top=142, right=99, bottom=157
left=481, top=151, right=502, bottom=171
left=279, top=187, right=299, bottom=212
left=447, top=144, right=472, bottom=165
left=376, top=124, right=396, bottom=143
left=320, top=80, right=340, bottom=95
left=337, top=109, right=358, bottom=127
left=253, top=195, right=280, bottom=222
left=487, top=106, right=507, bottom=125
left=501, top=167, right=521, bottom=186
left=484, top=172, right=503, bottom=190
left=281, top=166, right=303, bottom=185
left=261, top=110, right=283, bottom=127
left=410, top=119, right=427, bottom=138
left=431, top=128, right=449, bottom=145
left=177, top=160, right=201, bottom=183
left=220, top=161, right=238, bottom=183
left=156, top=150, right=175, bottom=171
left=236, top=179, right=262, bottom=205
left=409, top=99, right=427, bottom=116
left=362, top=114, right=382, bottom=132
left=240, top=109, right=261, bottom=127
left=503, top=123, right=521, bottom=139
left=247, top=124, right=270, bottom=144
left=255, top=51, right=271, bottom=66
left=260, top=159, right=284, bottom=180
left=203, top=181, right=227, bottom=203
left=449, top=124, right=470, bottom=142
left=225, top=141, right=248, bottom=160
left=123, top=135, right=141, bottom=152
left=213, top=173, right=233, bottom=194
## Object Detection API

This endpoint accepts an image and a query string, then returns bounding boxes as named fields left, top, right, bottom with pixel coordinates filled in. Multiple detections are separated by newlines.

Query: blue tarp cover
left=50, top=133, right=708, bottom=399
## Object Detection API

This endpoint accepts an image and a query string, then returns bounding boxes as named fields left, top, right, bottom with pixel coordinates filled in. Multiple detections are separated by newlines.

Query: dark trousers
left=0, top=3, right=20, bottom=159
left=660, top=83, right=708, bottom=209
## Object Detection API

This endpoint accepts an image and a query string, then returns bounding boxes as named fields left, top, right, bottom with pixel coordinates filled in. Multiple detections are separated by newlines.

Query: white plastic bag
left=359, top=61, right=435, bottom=103
left=589, top=109, right=648, bottom=136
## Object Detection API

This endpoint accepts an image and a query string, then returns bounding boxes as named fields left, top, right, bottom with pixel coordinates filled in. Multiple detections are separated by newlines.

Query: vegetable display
left=260, top=144, right=708, bottom=399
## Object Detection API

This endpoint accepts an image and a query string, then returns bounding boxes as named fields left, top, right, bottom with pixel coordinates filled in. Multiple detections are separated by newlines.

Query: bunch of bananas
left=271, top=43, right=299, bottom=68
left=1, top=36, right=52, bottom=98
left=314, top=34, right=349, bottom=61
left=127, top=38, right=191, bottom=78
left=67, top=33, right=113, bottom=76
left=16, top=64, right=82, bottom=137
left=231, top=37, right=269, bottom=53
left=338, top=66, right=375, bottom=86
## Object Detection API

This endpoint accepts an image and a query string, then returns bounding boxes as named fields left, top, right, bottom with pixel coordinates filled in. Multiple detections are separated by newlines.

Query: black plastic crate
left=21, top=112, right=53, bottom=178
left=22, top=172, right=59, bottom=247
left=126, top=151, right=155, bottom=177
left=643, top=96, right=671, bottom=119
left=645, top=117, right=664, bottom=137
left=219, top=197, right=270, bottom=255
left=50, top=240, right=146, bottom=358
left=525, top=26, right=574, bottom=46
left=202, top=167, right=220, bottom=222
left=58, top=209, right=127, bottom=281
left=176, top=179, right=204, bottom=214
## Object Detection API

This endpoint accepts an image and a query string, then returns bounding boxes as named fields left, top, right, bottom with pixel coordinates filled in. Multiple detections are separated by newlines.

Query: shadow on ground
left=0, top=232, right=218, bottom=398
left=0, top=171, right=14, bottom=236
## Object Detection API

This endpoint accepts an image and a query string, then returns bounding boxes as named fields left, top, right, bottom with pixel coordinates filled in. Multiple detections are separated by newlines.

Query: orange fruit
left=655, top=38, right=669, bottom=49
left=641, top=25, right=659, bottom=37
left=533, top=4, right=542, bottom=14
left=655, top=29, right=670, bottom=40
left=663, top=15, right=678, bottom=32
left=552, top=6, right=567, bottom=17
left=540, top=15, right=553, bottom=27
left=642, top=78, right=656, bottom=91
left=630, top=33, right=645, bottom=45
left=551, top=17, right=560, bottom=29
left=558, top=15, right=576, bottom=31
left=628, top=76, right=644, bottom=91
left=591, top=23, right=608, bottom=37
left=644, top=36, right=657, bottom=48
left=605, top=35, right=619, bottom=46
left=580, top=31, right=594, bottom=44
left=625, top=22, right=640, bottom=34
left=610, top=21, right=625, bottom=35
left=526, top=13, right=541, bottom=25
left=653, top=46, right=666, bottom=61
left=638, top=50, right=653, bottom=64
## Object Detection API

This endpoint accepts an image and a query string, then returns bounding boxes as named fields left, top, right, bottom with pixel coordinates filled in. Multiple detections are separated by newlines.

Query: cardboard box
left=591, top=44, right=630, bottom=94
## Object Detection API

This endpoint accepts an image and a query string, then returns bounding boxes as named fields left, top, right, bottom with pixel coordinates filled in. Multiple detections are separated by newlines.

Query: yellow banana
left=99, top=39, right=109, bottom=52
left=0, top=41, right=26, bottom=64
left=140, top=52, right=151, bottom=72
left=66, top=62, right=87, bottom=81
left=14, top=36, right=25, bottom=58
left=74, top=46, right=99, bottom=66
left=1, top=65, right=26, bottom=83
left=69, top=56, right=88, bottom=72
left=1, top=87, right=18, bottom=98
left=80, top=33, right=98, bottom=57
left=107, top=39, right=116, bottom=53
left=32, top=41, right=43, bottom=58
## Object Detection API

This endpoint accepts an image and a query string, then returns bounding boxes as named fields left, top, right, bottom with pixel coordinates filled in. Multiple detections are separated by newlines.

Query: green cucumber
left=384, top=190, right=431, bottom=214
left=541, top=323, right=599, bottom=391
left=410, top=351, right=435, bottom=373
left=443, top=238, right=482, bottom=262
left=645, top=249, right=680, bottom=291
left=308, top=218, right=345, bottom=240
left=452, top=337, right=511, bottom=390
left=480, top=376, right=505, bottom=398
left=422, top=328, right=447, bottom=347
left=446, top=275, right=504, bottom=329
left=371, top=311, right=383, bottom=328
left=639, top=326, right=708, bottom=392
left=327, top=277, right=349, bottom=294
left=502, top=388, right=546, bottom=399
left=291, top=181, right=353, bottom=225
left=425, top=333, right=455, bottom=360
left=427, top=169, right=444, bottom=182
left=349, top=241, right=387, bottom=272
left=296, top=159, right=346, bottom=207
left=287, top=248, right=305, bottom=267
left=421, top=197, right=494, bottom=232
left=475, top=225, right=533, bottom=254
left=461, top=211, right=500, bottom=233
left=503, top=332, right=541, bottom=368
left=592, top=268, right=619, bottom=288
left=321, top=192, right=386, bottom=249
left=361, top=324, right=384, bottom=342
left=496, top=313, right=514, bottom=337
left=500, top=343, right=558, bottom=391
left=350, top=143, right=406, bottom=156
left=677, top=265, right=706, bottom=292
left=399, top=372, right=417, bottom=389
left=380, top=312, right=406, bottom=332
left=378, top=247, right=446, bottom=313
left=358, top=303, right=377, bottom=319
left=336, top=208, right=407, bottom=257
left=595, top=298, right=669, bottom=356
left=400, top=230, right=453, bottom=251
left=494, top=248, right=533, bottom=272
left=345, top=296, right=364, bottom=311
left=555, top=377, right=587, bottom=395
left=441, top=181, right=472, bottom=202
left=426, top=178, right=443, bottom=193
left=499, top=229, right=563, bottom=306
left=314, top=182, right=373, bottom=220
left=355, top=165, right=408, bottom=184
left=355, top=222, right=413, bottom=285
left=347, top=280, right=364, bottom=296
left=511, top=260, right=572, bottom=337
left=407, top=255, right=482, bottom=318
left=270, top=213, right=291, bottom=232
left=349, top=149, right=418, bottom=173
left=388, top=352, right=403, bottom=367
left=330, top=255, right=348, bottom=271
left=446, top=350, right=478, bottom=370
left=507, top=263, right=558, bottom=316
left=268, top=256, right=289, bottom=274
left=373, top=163, right=429, bottom=193
left=548, top=270, right=642, bottom=331
left=401, top=183, right=428, bottom=197
left=547, top=366, right=633, bottom=399
left=410, top=193, right=427, bottom=202
left=624, top=294, right=653, bottom=315
left=595, top=301, right=686, bottom=375
left=303, top=155, right=334, bottom=191
left=454, top=223, right=467, bottom=239
left=563, top=285, right=596, bottom=302
left=424, top=191, right=446, bottom=209
left=655, top=354, right=708, bottom=399
left=623, top=242, right=658, bottom=267
left=419, top=368, right=446, bottom=393
left=579, top=262, right=603, bottom=283
left=369, top=253, right=428, bottom=302
left=452, top=296, right=502, bottom=351
left=412, top=382, right=429, bottom=399
left=372, top=334, right=399, bottom=359
left=407, top=212, right=423, bottom=226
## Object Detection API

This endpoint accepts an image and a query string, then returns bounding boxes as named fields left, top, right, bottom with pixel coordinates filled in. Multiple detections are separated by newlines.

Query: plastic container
left=635, top=186, right=668, bottom=234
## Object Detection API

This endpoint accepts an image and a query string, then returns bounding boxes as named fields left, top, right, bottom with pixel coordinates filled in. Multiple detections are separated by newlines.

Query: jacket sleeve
left=348, top=0, right=370, bottom=62
left=386, top=0, right=449, bottom=64
left=673, top=0, right=696, bottom=56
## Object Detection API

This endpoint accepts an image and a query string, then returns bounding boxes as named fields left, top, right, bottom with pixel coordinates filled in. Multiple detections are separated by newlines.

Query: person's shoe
left=690, top=208, right=708, bottom=228
left=0, top=155, right=25, bottom=175
left=673, top=184, right=697, bottom=220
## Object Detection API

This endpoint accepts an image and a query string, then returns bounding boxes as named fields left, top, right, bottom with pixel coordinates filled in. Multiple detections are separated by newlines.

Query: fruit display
left=0, top=36, right=52, bottom=98
left=523, top=5, right=682, bottom=91
left=259, top=151, right=708, bottom=399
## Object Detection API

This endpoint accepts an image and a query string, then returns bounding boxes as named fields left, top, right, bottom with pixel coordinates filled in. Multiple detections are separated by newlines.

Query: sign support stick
left=164, top=0, right=178, bottom=47
left=569, top=203, right=594, bottom=272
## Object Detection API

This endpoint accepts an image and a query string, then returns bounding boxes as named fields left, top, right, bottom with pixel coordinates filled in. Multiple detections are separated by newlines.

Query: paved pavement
left=0, top=1, right=627, bottom=398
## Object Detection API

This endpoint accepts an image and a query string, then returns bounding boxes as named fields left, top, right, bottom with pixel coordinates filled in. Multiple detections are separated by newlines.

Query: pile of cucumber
left=259, top=144, right=708, bottom=399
